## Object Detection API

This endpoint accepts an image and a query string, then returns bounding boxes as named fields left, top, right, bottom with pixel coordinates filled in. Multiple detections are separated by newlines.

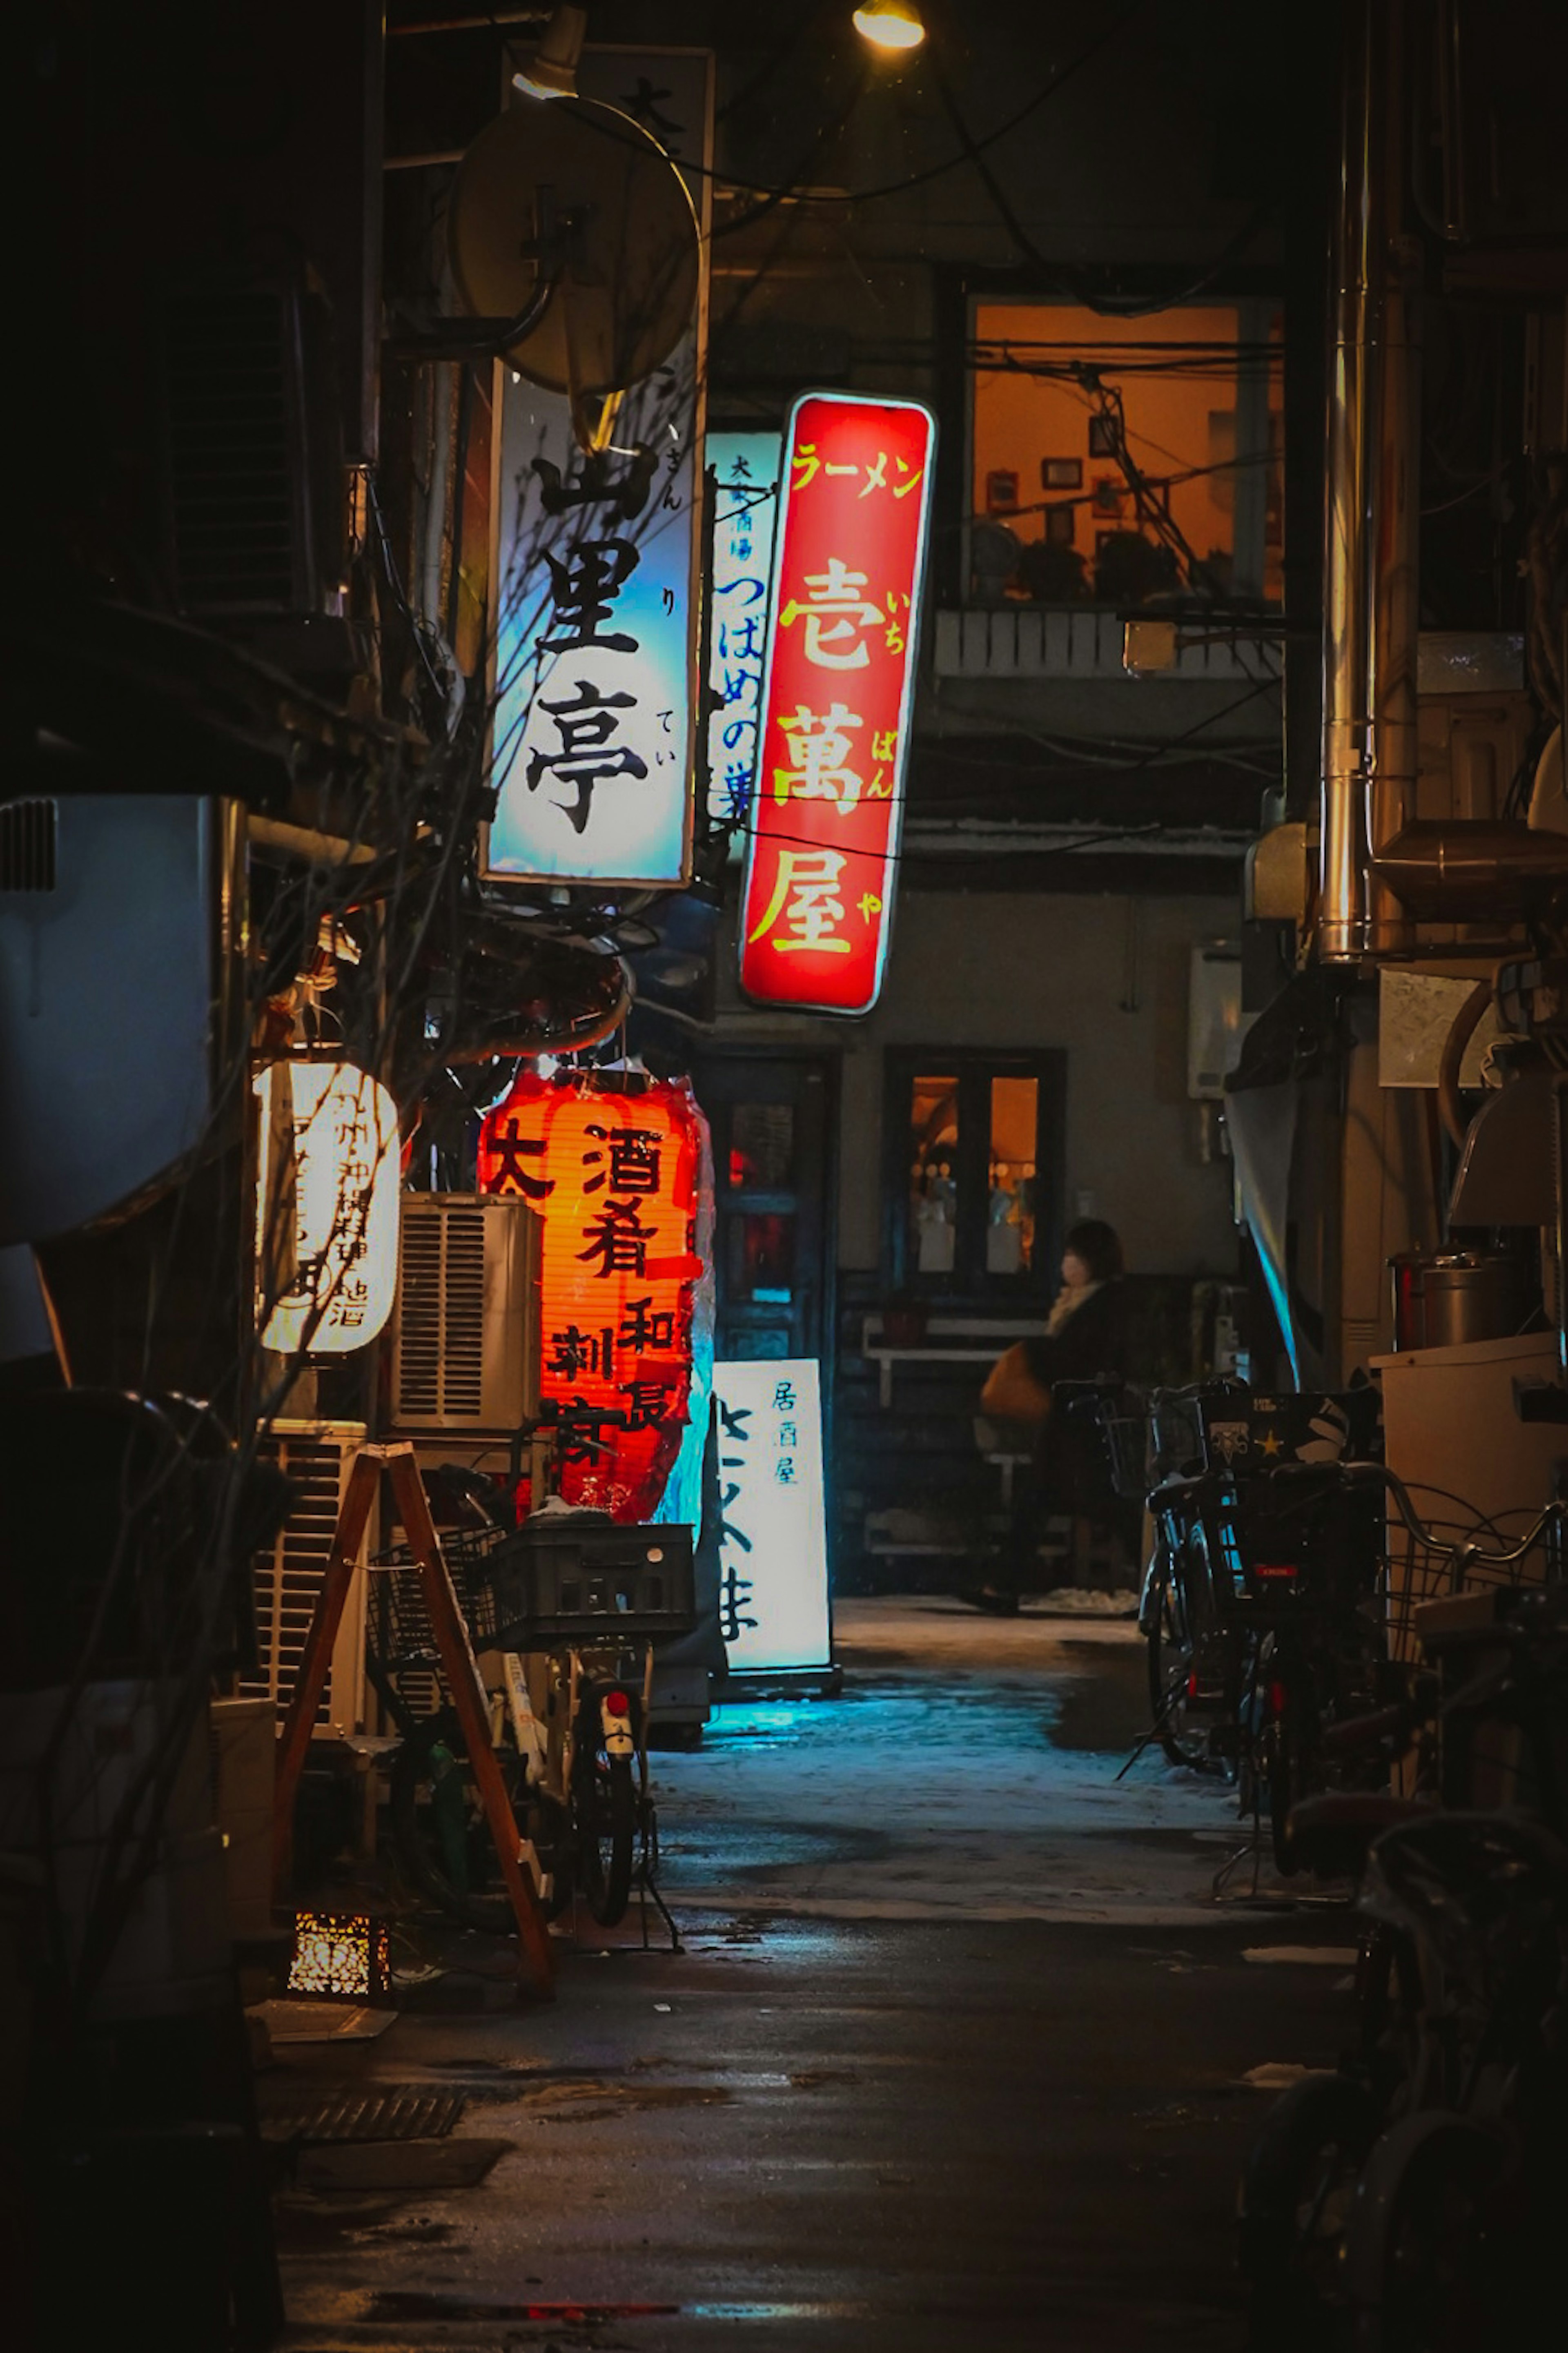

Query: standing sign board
left=705, top=430, right=782, bottom=839
left=738, top=392, right=936, bottom=1014
left=486, top=50, right=713, bottom=886
left=712, top=1358, right=832, bottom=1675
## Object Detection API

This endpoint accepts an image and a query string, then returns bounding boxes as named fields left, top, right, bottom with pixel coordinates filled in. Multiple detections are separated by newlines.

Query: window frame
left=934, top=263, right=1285, bottom=614
left=881, top=1045, right=1066, bottom=1302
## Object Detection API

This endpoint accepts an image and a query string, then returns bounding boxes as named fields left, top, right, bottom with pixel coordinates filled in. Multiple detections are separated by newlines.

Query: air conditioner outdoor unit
left=239, top=1419, right=370, bottom=1739
left=388, top=1192, right=541, bottom=1435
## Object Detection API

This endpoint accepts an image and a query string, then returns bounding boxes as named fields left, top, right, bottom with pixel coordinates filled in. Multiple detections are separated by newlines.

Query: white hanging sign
left=254, top=1062, right=401, bottom=1355
left=713, top=1357, right=832, bottom=1674
left=705, top=430, right=782, bottom=837
left=486, top=49, right=712, bottom=887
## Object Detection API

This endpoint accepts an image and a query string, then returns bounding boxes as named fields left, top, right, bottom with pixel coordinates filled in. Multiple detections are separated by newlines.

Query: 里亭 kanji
left=539, top=538, right=640, bottom=655
left=526, top=677, right=648, bottom=835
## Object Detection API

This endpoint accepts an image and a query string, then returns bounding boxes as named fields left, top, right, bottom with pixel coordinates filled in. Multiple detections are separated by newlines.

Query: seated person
left=968, top=1219, right=1129, bottom=1613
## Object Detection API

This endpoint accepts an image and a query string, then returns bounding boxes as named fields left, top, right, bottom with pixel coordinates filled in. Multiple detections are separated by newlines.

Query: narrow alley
left=270, top=1604, right=1354, bottom=2351
left=12, top=6, right=1568, bottom=2348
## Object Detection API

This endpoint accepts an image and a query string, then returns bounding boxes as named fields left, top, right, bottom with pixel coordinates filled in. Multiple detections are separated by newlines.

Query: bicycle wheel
left=391, top=1711, right=568, bottom=1930
left=1238, top=2070, right=1377, bottom=2351
left=1146, top=1558, right=1209, bottom=1768
left=1355, top=2121, right=1504, bottom=2353
left=572, top=1741, right=637, bottom=1927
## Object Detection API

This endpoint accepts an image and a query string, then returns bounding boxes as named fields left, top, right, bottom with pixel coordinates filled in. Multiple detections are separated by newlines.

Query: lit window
left=886, top=1050, right=1063, bottom=1295
left=969, top=301, right=1283, bottom=608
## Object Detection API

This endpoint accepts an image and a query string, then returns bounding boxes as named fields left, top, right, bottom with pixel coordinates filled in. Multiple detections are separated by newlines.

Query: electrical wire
left=929, top=40, right=1277, bottom=319
left=564, top=5, right=1147, bottom=214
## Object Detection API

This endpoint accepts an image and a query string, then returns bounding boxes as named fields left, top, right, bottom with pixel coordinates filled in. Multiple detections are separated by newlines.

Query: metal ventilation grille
left=241, top=1432, right=349, bottom=1726
left=164, top=283, right=302, bottom=613
left=440, top=1210, right=488, bottom=1418
left=394, top=1218, right=444, bottom=1421
left=397, top=1207, right=488, bottom=1422
left=0, top=800, right=57, bottom=892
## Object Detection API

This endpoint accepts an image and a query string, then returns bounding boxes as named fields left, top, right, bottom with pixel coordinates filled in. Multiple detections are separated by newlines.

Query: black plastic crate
left=484, top=1519, right=697, bottom=1645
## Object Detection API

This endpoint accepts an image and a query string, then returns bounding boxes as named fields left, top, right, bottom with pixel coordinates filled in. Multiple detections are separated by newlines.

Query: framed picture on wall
left=1087, top=414, right=1118, bottom=457
left=1041, top=457, right=1082, bottom=489
left=1090, top=473, right=1125, bottom=519
left=984, top=469, right=1020, bottom=514
left=1045, top=504, right=1076, bottom=544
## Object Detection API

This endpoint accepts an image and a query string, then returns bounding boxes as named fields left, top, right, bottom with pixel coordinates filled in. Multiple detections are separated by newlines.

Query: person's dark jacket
left=1020, top=1281, right=1128, bottom=1516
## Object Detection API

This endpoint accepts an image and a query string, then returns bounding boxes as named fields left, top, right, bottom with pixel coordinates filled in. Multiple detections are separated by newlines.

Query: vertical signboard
left=738, top=392, right=935, bottom=1015
left=705, top=430, right=781, bottom=838
left=253, top=1062, right=400, bottom=1354
left=712, top=1358, right=832, bottom=1675
left=486, top=49, right=712, bottom=885
left=478, top=1072, right=705, bottom=1521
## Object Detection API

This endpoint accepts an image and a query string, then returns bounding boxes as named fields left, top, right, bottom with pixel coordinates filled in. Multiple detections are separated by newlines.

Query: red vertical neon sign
left=738, top=392, right=936, bottom=1014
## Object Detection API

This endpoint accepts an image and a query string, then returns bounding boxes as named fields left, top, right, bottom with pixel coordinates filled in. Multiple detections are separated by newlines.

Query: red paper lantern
left=478, top=1073, right=703, bottom=1520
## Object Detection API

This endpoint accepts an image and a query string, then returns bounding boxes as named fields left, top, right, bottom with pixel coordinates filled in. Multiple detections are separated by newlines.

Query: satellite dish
left=448, top=96, right=699, bottom=449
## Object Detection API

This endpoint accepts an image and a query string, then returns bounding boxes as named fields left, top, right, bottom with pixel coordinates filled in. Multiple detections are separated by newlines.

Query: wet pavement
left=271, top=1600, right=1360, bottom=2351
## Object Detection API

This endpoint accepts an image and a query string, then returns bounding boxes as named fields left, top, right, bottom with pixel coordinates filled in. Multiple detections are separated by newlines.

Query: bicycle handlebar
left=1152, top=1451, right=1566, bottom=1574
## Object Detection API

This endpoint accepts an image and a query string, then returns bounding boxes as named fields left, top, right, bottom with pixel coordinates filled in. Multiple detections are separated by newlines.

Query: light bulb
left=853, top=2, right=926, bottom=51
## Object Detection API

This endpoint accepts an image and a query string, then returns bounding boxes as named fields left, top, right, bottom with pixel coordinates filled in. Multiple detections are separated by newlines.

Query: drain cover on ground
left=260, top=2087, right=465, bottom=2144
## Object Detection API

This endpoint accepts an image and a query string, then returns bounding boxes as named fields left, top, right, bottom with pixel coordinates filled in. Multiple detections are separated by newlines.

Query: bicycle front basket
left=484, top=1519, right=697, bottom=1646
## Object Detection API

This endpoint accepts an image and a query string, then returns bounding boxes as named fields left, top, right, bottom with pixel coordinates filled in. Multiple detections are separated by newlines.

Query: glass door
left=692, top=1054, right=835, bottom=1364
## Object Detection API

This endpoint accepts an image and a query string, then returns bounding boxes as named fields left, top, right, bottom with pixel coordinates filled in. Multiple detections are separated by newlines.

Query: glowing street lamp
left=254, top=1061, right=400, bottom=1355
left=853, top=2, right=926, bottom=51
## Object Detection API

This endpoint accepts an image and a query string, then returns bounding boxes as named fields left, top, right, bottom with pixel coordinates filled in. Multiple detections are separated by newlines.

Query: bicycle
left=381, top=1416, right=695, bottom=1934
left=1060, top=1377, right=1253, bottom=1774
left=1238, top=1518, right=1568, bottom=2350
left=1120, top=1430, right=1397, bottom=1864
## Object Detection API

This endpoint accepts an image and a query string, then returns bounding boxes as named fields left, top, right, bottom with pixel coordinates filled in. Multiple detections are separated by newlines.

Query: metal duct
left=1374, top=820, right=1568, bottom=919
left=1320, top=0, right=1420, bottom=963
left=1320, top=1, right=1568, bottom=945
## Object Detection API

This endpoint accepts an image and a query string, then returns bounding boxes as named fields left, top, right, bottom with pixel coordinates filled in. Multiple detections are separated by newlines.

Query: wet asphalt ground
left=270, top=1600, right=1361, bottom=2351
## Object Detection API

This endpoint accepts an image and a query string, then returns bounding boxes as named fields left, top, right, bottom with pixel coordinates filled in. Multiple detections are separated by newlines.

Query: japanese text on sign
left=486, top=50, right=711, bottom=886
left=712, top=1359, right=831, bottom=1673
left=739, top=393, right=935, bottom=1015
left=706, top=432, right=782, bottom=836
left=479, top=1074, right=705, bottom=1520
left=253, top=1062, right=400, bottom=1355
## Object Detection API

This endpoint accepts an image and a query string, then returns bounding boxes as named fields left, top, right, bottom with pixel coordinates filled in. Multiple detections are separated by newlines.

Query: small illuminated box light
left=287, top=1911, right=391, bottom=2002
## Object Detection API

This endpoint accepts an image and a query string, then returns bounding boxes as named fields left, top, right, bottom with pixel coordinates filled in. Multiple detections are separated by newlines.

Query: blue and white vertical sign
left=706, top=431, right=781, bottom=838
left=713, top=1357, right=832, bottom=1674
left=486, top=49, right=713, bottom=885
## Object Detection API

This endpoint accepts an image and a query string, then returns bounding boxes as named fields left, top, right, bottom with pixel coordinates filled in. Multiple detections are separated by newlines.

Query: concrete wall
left=711, top=886, right=1243, bottom=1280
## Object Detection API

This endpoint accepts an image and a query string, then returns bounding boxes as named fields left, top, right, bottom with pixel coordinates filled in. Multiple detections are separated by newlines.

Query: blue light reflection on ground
left=709, top=1703, right=812, bottom=1742
left=685, top=2304, right=870, bottom=2321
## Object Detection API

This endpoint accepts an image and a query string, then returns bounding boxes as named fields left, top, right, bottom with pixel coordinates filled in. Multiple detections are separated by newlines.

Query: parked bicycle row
left=1067, top=1375, right=1568, bottom=2349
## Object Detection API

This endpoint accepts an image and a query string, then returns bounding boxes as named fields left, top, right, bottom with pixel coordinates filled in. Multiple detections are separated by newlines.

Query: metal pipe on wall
left=1320, top=0, right=1419, bottom=964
